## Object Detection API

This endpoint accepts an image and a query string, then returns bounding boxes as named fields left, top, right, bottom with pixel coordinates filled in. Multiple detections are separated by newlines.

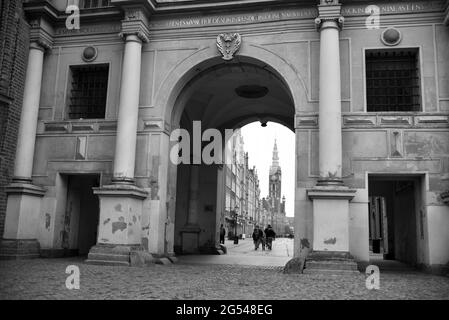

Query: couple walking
left=252, top=224, right=276, bottom=251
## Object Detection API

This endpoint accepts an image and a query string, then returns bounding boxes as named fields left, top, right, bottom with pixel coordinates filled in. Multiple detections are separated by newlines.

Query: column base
left=86, top=244, right=156, bottom=267
left=93, top=184, right=148, bottom=246
left=2, top=183, right=45, bottom=257
left=307, top=185, right=356, bottom=252
left=303, top=251, right=360, bottom=275
left=0, top=239, right=40, bottom=260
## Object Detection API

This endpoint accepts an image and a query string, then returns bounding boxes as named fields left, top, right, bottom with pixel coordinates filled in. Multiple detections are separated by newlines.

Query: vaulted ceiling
left=178, top=57, right=295, bottom=132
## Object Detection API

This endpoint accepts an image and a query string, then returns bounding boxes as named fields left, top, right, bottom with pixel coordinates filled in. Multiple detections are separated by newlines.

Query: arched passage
left=165, top=54, right=296, bottom=254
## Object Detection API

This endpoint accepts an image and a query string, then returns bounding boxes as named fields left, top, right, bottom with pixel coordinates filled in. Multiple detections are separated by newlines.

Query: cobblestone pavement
left=179, top=238, right=293, bottom=267
left=225, top=238, right=293, bottom=257
left=1, top=257, right=449, bottom=300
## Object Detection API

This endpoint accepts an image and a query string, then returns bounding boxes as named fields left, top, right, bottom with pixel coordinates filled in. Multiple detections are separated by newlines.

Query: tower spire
left=272, top=139, right=279, bottom=167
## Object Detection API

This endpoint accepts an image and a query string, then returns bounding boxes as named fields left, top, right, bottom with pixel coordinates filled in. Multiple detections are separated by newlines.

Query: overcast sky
left=241, top=122, right=295, bottom=217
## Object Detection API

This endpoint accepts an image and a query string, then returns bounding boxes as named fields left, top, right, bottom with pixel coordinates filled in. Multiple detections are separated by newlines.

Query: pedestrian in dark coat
left=219, top=224, right=226, bottom=244
left=252, top=225, right=264, bottom=250
left=264, top=225, right=276, bottom=250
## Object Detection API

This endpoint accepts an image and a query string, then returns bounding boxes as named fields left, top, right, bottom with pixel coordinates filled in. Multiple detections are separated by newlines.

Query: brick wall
left=0, top=0, right=30, bottom=237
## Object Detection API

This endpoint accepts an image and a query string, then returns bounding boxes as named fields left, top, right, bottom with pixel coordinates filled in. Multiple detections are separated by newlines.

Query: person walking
left=252, top=225, right=264, bottom=250
left=219, top=224, right=226, bottom=244
left=264, top=224, right=276, bottom=250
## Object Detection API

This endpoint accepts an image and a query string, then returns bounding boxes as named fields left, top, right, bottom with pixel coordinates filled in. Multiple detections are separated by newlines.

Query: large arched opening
left=166, top=55, right=296, bottom=256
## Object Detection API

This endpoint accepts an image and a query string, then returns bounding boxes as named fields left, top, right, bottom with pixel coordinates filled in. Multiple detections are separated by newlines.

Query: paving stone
left=0, top=258, right=448, bottom=300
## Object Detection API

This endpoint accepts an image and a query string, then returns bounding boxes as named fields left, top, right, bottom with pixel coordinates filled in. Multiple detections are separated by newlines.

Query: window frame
left=65, top=63, right=110, bottom=120
left=363, top=46, right=424, bottom=113
left=80, top=0, right=112, bottom=9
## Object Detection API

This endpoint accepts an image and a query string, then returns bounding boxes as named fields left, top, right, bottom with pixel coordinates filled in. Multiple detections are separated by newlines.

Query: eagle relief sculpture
left=216, top=33, right=241, bottom=61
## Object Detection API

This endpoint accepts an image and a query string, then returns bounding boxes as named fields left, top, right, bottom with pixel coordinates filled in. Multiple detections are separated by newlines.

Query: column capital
left=315, top=2, right=344, bottom=31
left=119, top=7, right=151, bottom=43
left=28, top=19, right=54, bottom=51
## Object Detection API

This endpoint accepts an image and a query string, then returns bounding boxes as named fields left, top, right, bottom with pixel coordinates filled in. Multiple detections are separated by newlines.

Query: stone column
left=86, top=8, right=150, bottom=266
left=316, top=13, right=344, bottom=185
left=112, top=34, right=143, bottom=183
left=13, top=42, right=45, bottom=183
left=0, top=36, right=51, bottom=259
left=304, top=1, right=357, bottom=273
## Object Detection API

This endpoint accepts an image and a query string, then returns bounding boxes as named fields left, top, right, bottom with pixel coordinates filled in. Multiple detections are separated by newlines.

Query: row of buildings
left=223, top=130, right=292, bottom=239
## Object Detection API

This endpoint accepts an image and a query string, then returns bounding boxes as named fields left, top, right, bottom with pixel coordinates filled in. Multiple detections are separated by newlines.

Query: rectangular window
left=366, top=49, right=421, bottom=112
left=81, top=0, right=111, bottom=9
left=68, top=64, right=109, bottom=119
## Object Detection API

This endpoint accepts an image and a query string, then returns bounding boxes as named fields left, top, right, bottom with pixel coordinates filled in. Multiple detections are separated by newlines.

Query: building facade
left=1, top=0, right=449, bottom=273
left=223, top=129, right=261, bottom=239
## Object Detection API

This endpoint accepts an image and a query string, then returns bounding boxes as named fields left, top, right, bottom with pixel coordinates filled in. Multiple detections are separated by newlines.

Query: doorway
left=62, top=174, right=100, bottom=255
left=368, top=175, right=424, bottom=267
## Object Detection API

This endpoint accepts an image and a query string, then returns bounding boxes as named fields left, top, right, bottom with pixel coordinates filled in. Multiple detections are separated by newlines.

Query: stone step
left=303, top=268, right=361, bottom=275
left=0, top=253, right=40, bottom=260
left=85, top=259, right=130, bottom=267
left=87, top=252, right=130, bottom=263
left=306, top=260, right=359, bottom=271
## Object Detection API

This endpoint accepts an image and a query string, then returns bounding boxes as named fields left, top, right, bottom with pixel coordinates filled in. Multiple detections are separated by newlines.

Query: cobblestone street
left=1, top=239, right=449, bottom=300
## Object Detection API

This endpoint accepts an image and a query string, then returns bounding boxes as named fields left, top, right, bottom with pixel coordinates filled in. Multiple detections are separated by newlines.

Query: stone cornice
left=23, top=0, right=59, bottom=23
left=307, top=186, right=356, bottom=201
left=93, top=184, right=149, bottom=199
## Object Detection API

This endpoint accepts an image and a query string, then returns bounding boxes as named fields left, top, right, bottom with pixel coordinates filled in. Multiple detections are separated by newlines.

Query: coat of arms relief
left=216, top=33, right=242, bottom=61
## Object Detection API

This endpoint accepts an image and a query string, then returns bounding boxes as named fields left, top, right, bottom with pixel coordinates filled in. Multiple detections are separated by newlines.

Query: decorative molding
left=307, top=185, right=356, bottom=201
left=82, top=46, right=98, bottom=62
left=41, top=120, right=117, bottom=134
left=5, top=183, right=46, bottom=197
left=380, top=116, right=412, bottom=126
left=391, top=130, right=403, bottom=158
left=29, top=22, right=54, bottom=50
left=44, top=123, right=69, bottom=133
left=75, top=136, right=88, bottom=160
left=381, top=27, right=402, bottom=46
left=415, top=115, right=449, bottom=125
left=343, top=117, right=376, bottom=126
left=216, top=33, right=241, bottom=61
left=315, top=3, right=344, bottom=30
left=295, top=116, right=318, bottom=128
left=119, top=7, right=151, bottom=42
left=295, top=113, right=449, bottom=129
left=142, top=119, right=170, bottom=133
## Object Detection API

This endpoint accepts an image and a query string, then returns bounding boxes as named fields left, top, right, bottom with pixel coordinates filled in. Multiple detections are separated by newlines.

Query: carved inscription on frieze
left=149, top=1, right=444, bottom=29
